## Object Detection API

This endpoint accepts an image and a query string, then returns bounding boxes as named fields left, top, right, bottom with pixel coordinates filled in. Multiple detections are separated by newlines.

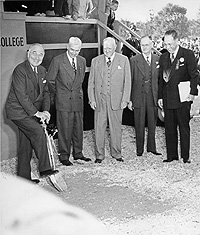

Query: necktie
left=33, top=67, right=39, bottom=91
left=72, top=58, right=76, bottom=73
left=171, top=53, right=174, bottom=63
left=107, top=57, right=111, bottom=67
left=146, top=56, right=151, bottom=66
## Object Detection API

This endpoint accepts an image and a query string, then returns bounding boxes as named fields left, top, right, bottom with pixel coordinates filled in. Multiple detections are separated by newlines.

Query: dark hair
left=165, top=30, right=178, bottom=39
left=112, top=0, right=119, bottom=5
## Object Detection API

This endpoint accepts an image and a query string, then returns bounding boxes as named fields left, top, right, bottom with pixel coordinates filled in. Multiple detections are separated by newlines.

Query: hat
left=158, top=108, right=164, bottom=122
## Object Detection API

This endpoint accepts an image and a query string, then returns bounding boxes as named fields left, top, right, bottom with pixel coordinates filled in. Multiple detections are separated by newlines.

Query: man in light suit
left=88, top=37, right=131, bottom=163
left=46, top=37, right=91, bottom=166
left=5, top=43, right=59, bottom=183
left=54, top=0, right=79, bottom=19
left=158, top=30, right=198, bottom=163
left=128, top=35, right=161, bottom=157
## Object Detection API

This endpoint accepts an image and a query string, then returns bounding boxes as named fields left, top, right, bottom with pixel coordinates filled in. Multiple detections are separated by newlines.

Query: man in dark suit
left=5, top=43, right=58, bottom=183
left=158, top=30, right=198, bottom=163
left=46, top=37, right=91, bottom=166
left=128, top=35, right=161, bottom=156
left=88, top=37, right=131, bottom=163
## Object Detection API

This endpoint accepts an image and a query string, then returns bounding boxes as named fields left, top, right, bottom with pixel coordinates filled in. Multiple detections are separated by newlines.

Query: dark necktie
left=171, top=53, right=174, bottom=63
left=107, top=57, right=111, bottom=67
left=146, top=56, right=151, bottom=66
left=33, top=67, right=39, bottom=91
left=72, top=58, right=76, bottom=73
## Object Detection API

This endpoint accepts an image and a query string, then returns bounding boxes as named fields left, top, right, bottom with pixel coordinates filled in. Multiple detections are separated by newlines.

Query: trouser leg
left=164, top=109, right=179, bottom=160
left=13, top=117, right=51, bottom=179
left=57, top=110, right=73, bottom=161
left=72, top=111, right=83, bottom=158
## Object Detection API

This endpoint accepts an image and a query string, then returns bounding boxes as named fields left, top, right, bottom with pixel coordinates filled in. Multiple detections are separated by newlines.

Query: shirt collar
left=105, top=52, right=115, bottom=62
left=171, top=45, right=179, bottom=58
left=67, top=51, right=77, bottom=64
left=30, top=64, right=37, bottom=73
left=143, top=53, right=151, bottom=61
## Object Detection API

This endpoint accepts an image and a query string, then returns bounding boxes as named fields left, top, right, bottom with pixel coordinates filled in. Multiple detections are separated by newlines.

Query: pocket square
left=118, top=65, right=122, bottom=69
left=43, top=80, right=47, bottom=83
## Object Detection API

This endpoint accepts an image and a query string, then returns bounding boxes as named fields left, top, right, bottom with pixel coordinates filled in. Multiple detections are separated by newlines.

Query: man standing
left=5, top=43, right=58, bottom=183
left=46, top=37, right=91, bottom=166
left=128, top=35, right=161, bottom=157
left=158, top=30, right=198, bottom=163
left=88, top=37, right=131, bottom=163
left=54, top=0, right=79, bottom=19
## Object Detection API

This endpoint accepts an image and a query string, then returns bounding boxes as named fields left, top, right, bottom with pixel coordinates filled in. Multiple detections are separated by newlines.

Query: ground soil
left=1, top=97, right=200, bottom=235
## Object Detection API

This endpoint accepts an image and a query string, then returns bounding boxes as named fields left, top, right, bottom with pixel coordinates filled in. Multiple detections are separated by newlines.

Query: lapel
left=151, top=54, right=158, bottom=76
left=136, top=54, right=145, bottom=77
left=110, top=53, right=121, bottom=75
left=73, top=56, right=82, bottom=86
left=168, top=47, right=182, bottom=80
left=97, top=55, right=105, bottom=79
left=37, top=66, right=46, bottom=95
left=162, top=52, right=172, bottom=82
left=62, top=53, right=76, bottom=81
left=25, top=61, right=39, bottom=92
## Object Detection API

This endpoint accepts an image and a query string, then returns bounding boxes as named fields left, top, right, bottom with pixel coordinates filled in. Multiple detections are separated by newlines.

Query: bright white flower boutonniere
left=176, top=57, right=185, bottom=70
left=156, top=61, right=160, bottom=68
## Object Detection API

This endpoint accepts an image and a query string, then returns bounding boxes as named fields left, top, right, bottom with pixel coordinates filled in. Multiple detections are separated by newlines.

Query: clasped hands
left=34, top=111, right=51, bottom=124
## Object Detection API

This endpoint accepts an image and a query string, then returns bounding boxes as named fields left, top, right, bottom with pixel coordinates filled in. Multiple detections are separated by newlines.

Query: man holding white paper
left=158, top=30, right=198, bottom=163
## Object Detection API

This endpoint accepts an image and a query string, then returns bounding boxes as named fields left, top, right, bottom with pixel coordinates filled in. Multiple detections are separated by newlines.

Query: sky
left=116, top=0, right=200, bottom=23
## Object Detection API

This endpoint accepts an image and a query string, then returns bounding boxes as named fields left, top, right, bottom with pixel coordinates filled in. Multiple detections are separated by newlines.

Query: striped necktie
left=107, top=57, right=111, bottom=67
left=146, top=56, right=151, bottom=66
left=72, top=58, right=76, bottom=73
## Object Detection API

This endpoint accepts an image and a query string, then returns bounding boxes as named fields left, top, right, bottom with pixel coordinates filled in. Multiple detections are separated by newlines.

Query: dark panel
left=26, top=22, right=98, bottom=44
left=41, top=48, right=98, bottom=70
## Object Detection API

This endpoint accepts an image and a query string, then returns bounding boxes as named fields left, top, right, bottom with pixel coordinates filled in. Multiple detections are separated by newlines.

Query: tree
left=153, top=3, right=190, bottom=39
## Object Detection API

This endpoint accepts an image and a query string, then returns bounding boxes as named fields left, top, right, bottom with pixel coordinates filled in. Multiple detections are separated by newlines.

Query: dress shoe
left=95, top=159, right=102, bottom=163
left=183, top=160, right=191, bottom=163
left=61, top=160, right=73, bottom=166
left=137, top=153, right=143, bottom=156
left=31, top=179, right=40, bottom=184
left=40, top=169, right=59, bottom=177
left=163, top=159, right=177, bottom=163
left=116, top=158, right=124, bottom=162
left=74, top=156, right=91, bottom=162
left=148, top=151, right=162, bottom=155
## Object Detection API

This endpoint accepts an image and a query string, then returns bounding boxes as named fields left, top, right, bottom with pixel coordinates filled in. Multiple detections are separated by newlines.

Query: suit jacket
left=46, top=53, right=86, bottom=112
left=5, top=60, right=50, bottom=120
left=130, top=53, right=160, bottom=108
left=158, top=46, right=198, bottom=109
left=88, top=53, right=131, bottom=112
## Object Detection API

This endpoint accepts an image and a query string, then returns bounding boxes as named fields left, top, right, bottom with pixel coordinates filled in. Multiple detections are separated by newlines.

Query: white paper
left=178, top=81, right=190, bottom=102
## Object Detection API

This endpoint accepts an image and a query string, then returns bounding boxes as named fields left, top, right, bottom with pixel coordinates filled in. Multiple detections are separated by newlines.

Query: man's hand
left=90, top=101, right=96, bottom=110
left=186, top=94, right=195, bottom=102
left=121, top=101, right=127, bottom=110
left=128, top=101, right=134, bottom=111
left=158, top=99, right=163, bottom=109
left=34, top=111, right=51, bottom=123
left=43, top=111, right=51, bottom=124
